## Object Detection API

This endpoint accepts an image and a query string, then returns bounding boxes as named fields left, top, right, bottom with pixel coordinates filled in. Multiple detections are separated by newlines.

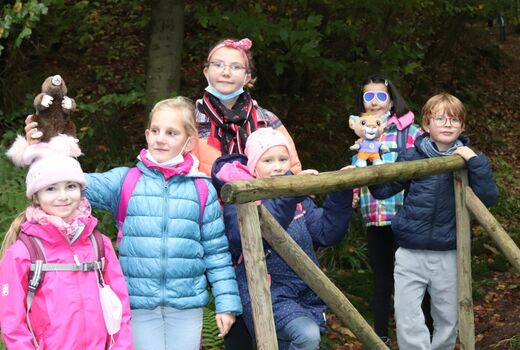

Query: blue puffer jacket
left=369, top=134, right=498, bottom=251
left=84, top=158, right=242, bottom=315
left=212, top=154, right=353, bottom=335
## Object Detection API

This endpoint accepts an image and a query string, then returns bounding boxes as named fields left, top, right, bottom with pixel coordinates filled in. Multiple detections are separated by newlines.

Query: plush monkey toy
left=348, top=112, right=389, bottom=167
left=32, top=75, right=76, bottom=142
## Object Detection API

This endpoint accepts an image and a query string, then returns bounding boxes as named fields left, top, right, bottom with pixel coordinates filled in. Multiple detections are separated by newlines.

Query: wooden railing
left=221, top=155, right=520, bottom=350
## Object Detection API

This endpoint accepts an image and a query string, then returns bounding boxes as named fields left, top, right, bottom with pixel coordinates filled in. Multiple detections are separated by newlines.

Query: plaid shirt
left=356, top=115, right=423, bottom=226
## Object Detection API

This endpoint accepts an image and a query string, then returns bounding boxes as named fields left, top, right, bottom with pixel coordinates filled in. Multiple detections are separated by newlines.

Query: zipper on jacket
left=428, top=175, right=441, bottom=249
left=70, top=243, right=89, bottom=348
left=161, top=180, right=169, bottom=305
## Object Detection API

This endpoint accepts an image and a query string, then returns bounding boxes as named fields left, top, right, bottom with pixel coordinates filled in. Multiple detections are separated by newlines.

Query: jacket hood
left=387, top=111, right=415, bottom=131
left=414, top=133, right=470, bottom=155
left=21, top=214, right=98, bottom=245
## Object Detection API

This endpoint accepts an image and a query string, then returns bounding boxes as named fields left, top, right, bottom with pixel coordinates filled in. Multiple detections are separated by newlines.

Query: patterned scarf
left=201, top=90, right=257, bottom=154
left=419, top=135, right=463, bottom=158
left=26, top=197, right=92, bottom=240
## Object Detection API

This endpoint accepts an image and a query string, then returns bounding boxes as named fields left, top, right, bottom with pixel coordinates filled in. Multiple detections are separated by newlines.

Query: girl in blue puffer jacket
left=85, top=97, right=241, bottom=350
left=212, top=128, right=354, bottom=350
left=370, top=93, right=498, bottom=350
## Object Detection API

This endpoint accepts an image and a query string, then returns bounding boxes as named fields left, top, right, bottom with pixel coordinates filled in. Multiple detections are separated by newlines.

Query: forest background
left=1, top=0, right=520, bottom=349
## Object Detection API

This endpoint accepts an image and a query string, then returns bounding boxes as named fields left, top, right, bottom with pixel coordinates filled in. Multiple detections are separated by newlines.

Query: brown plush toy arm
left=61, top=96, right=76, bottom=112
left=33, top=92, right=54, bottom=112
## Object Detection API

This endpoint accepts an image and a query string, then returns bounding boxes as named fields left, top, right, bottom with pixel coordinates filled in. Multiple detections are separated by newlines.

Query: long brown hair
left=0, top=211, right=26, bottom=260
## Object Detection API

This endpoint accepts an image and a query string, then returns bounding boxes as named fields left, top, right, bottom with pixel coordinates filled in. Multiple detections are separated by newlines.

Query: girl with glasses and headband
left=193, top=38, right=301, bottom=177
left=192, top=38, right=302, bottom=350
left=353, top=74, right=424, bottom=347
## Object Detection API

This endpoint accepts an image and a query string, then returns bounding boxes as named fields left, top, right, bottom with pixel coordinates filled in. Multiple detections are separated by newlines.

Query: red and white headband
left=207, top=38, right=252, bottom=70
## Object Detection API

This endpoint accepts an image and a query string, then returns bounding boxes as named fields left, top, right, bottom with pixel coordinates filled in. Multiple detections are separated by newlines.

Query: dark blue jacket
left=369, top=134, right=498, bottom=251
left=212, top=154, right=353, bottom=335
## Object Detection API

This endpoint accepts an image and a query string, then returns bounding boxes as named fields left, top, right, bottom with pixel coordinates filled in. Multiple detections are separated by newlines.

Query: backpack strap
left=388, top=127, right=410, bottom=153
left=194, top=178, right=208, bottom=226
left=18, top=233, right=48, bottom=349
left=396, top=127, right=409, bottom=152
left=90, top=231, right=106, bottom=284
left=91, top=230, right=106, bottom=261
left=18, top=232, right=46, bottom=293
left=116, top=167, right=143, bottom=247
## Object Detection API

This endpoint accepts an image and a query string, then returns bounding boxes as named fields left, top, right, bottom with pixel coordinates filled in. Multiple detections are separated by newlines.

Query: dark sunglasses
left=363, top=91, right=389, bottom=103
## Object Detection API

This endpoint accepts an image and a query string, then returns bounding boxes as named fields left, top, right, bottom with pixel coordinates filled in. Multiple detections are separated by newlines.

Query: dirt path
left=472, top=28, right=520, bottom=350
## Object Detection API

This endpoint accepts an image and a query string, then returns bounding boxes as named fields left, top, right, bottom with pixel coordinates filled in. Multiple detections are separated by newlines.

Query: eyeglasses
left=209, top=61, right=246, bottom=72
left=363, top=91, right=389, bottom=103
left=432, top=115, right=462, bottom=127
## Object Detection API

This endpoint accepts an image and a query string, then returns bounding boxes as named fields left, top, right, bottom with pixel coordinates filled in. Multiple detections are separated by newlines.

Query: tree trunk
left=146, top=0, right=184, bottom=108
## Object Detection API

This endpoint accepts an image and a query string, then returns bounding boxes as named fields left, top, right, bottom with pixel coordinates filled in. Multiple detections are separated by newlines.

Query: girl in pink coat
left=0, top=135, right=133, bottom=350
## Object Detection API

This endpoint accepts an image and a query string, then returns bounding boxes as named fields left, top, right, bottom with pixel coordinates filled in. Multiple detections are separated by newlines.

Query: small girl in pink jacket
left=0, top=135, right=133, bottom=350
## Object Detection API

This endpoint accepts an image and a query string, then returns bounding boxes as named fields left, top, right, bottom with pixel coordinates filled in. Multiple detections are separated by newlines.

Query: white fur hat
left=6, top=134, right=85, bottom=198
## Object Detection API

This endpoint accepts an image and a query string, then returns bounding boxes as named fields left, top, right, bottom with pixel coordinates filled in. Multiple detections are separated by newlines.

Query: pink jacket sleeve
left=101, top=235, right=133, bottom=350
left=0, top=242, right=37, bottom=350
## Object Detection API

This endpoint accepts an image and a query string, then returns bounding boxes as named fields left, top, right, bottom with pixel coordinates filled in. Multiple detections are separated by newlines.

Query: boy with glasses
left=369, top=93, right=499, bottom=350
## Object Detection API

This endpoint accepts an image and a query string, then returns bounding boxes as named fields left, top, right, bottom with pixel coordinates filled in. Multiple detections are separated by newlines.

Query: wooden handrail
left=227, top=154, right=518, bottom=350
left=454, top=170, right=475, bottom=350
left=221, top=155, right=466, bottom=204
left=466, top=188, right=520, bottom=273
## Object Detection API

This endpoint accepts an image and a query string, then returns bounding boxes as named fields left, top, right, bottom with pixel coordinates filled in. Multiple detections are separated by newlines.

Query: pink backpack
left=116, top=167, right=209, bottom=247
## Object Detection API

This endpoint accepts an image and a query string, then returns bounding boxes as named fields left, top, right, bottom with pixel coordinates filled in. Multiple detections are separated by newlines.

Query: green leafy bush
left=0, top=147, right=28, bottom=237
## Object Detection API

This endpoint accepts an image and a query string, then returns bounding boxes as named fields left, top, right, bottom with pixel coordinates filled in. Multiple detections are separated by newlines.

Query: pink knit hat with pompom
left=6, top=134, right=86, bottom=198
left=244, top=128, right=295, bottom=175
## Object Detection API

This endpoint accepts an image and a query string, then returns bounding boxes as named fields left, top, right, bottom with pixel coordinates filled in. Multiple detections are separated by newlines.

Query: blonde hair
left=422, top=93, right=466, bottom=129
left=0, top=211, right=26, bottom=260
left=148, top=96, right=198, bottom=138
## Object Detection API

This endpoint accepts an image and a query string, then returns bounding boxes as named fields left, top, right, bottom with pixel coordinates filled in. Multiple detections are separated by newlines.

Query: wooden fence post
left=257, top=205, right=388, bottom=349
left=236, top=203, right=278, bottom=350
left=454, top=170, right=475, bottom=350
left=465, top=188, right=520, bottom=273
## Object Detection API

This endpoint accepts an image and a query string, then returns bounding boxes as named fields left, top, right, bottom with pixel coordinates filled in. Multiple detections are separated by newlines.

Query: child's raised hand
left=298, top=169, right=319, bottom=176
left=24, top=115, right=42, bottom=143
left=216, top=312, right=236, bottom=337
left=453, top=146, right=477, bottom=161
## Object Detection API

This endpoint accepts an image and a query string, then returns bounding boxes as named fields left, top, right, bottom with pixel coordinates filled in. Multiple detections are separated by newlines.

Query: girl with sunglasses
left=353, top=74, right=423, bottom=347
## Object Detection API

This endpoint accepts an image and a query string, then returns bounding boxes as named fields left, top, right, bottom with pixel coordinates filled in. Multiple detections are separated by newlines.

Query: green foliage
left=317, top=211, right=369, bottom=272
left=202, top=306, right=224, bottom=350
left=0, top=147, right=28, bottom=237
left=496, top=335, right=520, bottom=350
left=0, top=0, right=56, bottom=56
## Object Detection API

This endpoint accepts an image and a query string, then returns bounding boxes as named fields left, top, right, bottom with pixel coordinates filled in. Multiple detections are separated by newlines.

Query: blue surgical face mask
left=205, top=82, right=244, bottom=102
